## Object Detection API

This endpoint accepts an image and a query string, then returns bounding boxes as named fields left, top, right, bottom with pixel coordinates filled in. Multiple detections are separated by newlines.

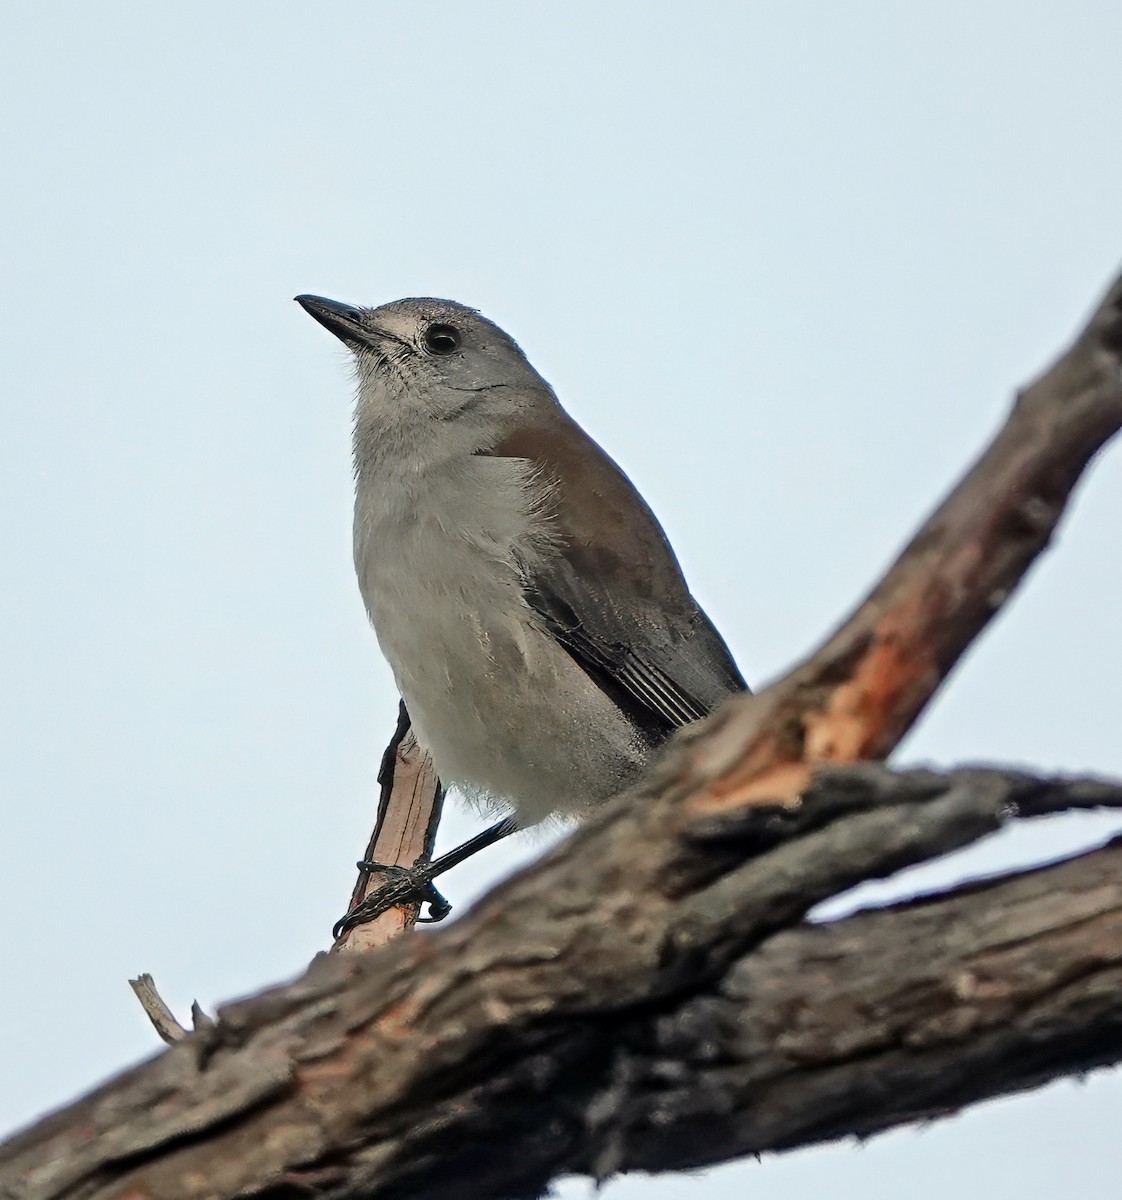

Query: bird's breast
left=351, top=454, right=645, bottom=820
left=353, top=452, right=555, bottom=734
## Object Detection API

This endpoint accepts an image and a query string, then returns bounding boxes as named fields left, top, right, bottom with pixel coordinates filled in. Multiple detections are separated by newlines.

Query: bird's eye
left=423, top=323, right=461, bottom=355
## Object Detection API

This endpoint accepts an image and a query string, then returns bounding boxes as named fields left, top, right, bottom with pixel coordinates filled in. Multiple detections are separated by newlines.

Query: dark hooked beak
left=294, top=294, right=368, bottom=347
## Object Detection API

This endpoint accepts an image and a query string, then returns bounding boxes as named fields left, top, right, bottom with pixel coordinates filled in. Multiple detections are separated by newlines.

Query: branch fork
left=9, top=269, right=1122, bottom=1200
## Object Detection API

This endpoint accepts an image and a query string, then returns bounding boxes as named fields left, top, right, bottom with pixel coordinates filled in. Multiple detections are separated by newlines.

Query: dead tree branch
left=3, top=766, right=1122, bottom=1200
left=689, top=269, right=1122, bottom=812
left=126, top=975, right=188, bottom=1045
left=333, top=702, right=445, bottom=952
left=3, top=268, right=1121, bottom=1199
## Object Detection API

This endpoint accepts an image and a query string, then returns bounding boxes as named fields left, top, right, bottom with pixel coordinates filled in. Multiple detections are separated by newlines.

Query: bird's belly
left=361, top=538, right=646, bottom=826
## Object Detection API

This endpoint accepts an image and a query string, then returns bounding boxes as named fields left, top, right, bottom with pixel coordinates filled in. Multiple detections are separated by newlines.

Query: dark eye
left=423, top=323, right=461, bottom=355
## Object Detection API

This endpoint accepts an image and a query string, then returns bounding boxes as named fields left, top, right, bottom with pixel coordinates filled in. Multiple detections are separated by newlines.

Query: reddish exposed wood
left=333, top=705, right=444, bottom=952
left=686, top=273, right=1122, bottom=813
left=3, top=270, right=1122, bottom=1199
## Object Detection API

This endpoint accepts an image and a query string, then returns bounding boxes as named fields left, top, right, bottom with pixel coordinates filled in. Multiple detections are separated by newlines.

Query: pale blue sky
left=2, top=4, right=1122, bottom=1197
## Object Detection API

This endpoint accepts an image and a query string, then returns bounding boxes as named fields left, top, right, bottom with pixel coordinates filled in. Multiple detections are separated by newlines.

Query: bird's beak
left=295, top=294, right=368, bottom=347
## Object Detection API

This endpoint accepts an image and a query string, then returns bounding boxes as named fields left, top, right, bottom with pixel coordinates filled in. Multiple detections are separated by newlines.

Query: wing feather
left=484, top=402, right=748, bottom=743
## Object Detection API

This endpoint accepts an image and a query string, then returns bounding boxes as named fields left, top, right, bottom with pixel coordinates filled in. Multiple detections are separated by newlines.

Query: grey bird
left=297, top=294, right=747, bottom=857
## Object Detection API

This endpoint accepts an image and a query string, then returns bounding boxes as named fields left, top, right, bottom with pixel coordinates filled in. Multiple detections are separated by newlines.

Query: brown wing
left=483, top=403, right=748, bottom=743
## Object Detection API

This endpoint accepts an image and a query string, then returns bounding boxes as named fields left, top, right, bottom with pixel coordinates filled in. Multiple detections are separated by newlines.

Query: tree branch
left=3, top=268, right=1121, bottom=1199
left=691, top=269, right=1122, bottom=810
left=333, top=702, right=445, bottom=952
left=126, top=975, right=188, bottom=1045
left=3, top=766, right=1122, bottom=1200
left=612, top=823, right=1122, bottom=1174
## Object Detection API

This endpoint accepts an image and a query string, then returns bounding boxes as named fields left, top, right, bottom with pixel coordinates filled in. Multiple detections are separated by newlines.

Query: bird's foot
left=333, top=862, right=452, bottom=938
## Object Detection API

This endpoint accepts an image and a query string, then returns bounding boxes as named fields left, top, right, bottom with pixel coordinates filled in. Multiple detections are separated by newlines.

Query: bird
left=297, top=294, right=748, bottom=873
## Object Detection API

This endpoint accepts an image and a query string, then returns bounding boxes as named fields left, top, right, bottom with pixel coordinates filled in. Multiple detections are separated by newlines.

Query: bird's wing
left=522, top=554, right=746, bottom=741
left=484, top=406, right=748, bottom=744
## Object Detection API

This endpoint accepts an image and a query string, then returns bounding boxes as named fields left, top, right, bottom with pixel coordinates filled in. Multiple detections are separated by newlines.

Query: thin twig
left=127, top=974, right=188, bottom=1045
left=333, top=701, right=446, bottom=952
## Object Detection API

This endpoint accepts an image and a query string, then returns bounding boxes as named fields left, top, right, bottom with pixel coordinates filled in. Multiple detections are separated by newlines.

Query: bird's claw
left=332, top=862, right=452, bottom=938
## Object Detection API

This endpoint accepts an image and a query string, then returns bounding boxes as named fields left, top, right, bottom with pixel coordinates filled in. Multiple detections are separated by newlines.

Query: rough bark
left=3, top=766, right=1122, bottom=1200
left=2, top=269, right=1121, bottom=1199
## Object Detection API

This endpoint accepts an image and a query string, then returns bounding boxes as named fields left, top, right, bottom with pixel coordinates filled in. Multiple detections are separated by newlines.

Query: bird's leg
left=333, top=817, right=518, bottom=937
